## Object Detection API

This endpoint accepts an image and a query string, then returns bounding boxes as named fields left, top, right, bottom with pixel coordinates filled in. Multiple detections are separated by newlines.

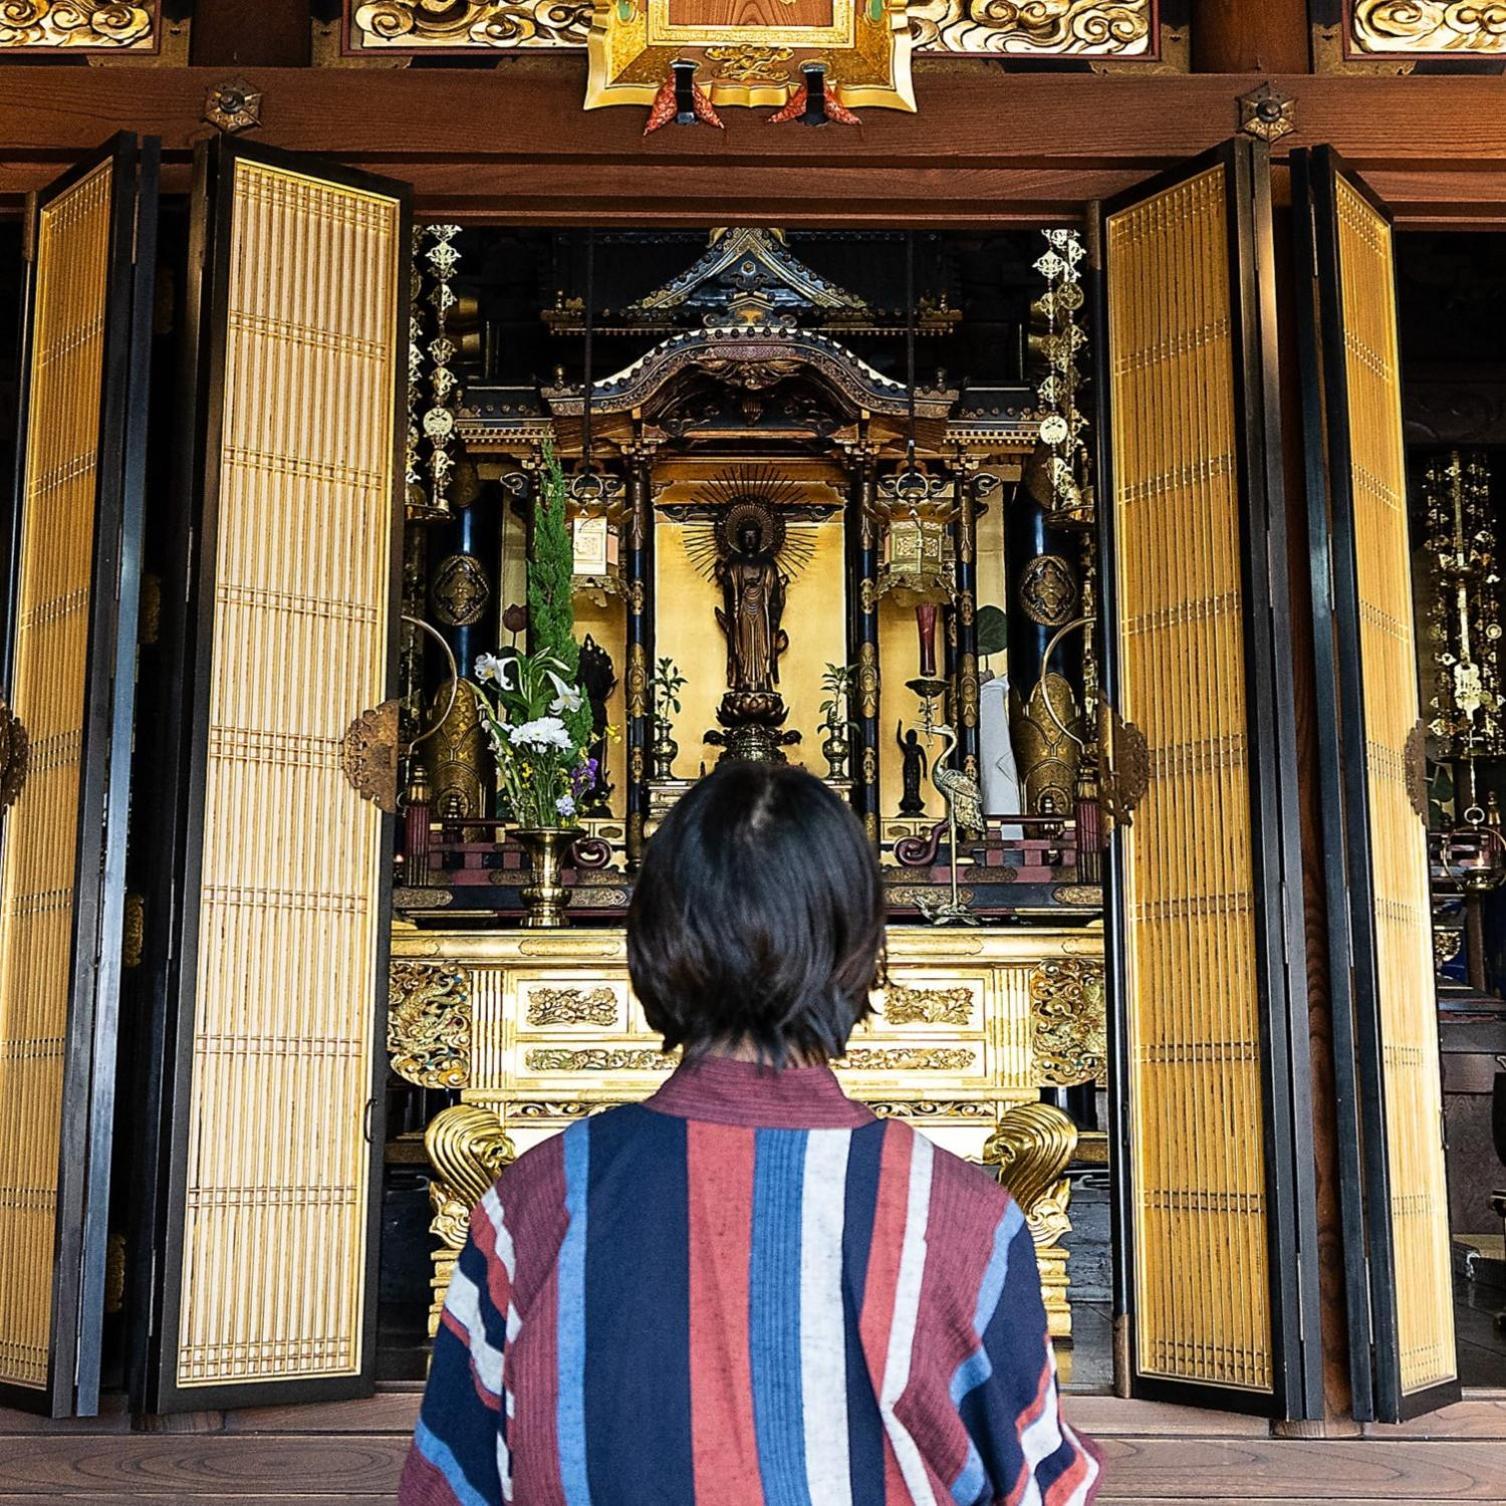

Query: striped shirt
left=399, top=1055, right=1102, bottom=1506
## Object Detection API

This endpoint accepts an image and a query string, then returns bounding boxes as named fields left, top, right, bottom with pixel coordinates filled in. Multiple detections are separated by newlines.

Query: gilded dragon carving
left=388, top=961, right=473, bottom=1090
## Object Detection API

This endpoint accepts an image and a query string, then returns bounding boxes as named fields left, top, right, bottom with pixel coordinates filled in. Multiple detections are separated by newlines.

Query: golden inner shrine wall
left=389, top=923, right=1105, bottom=1355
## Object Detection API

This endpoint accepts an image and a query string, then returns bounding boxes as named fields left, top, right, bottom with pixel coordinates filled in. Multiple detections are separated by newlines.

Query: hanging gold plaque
left=585, top=0, right=914, bottom=111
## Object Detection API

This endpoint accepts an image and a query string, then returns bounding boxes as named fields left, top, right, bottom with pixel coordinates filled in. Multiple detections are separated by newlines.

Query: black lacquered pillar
left=624, top=451, right=656, bottom=867
left=845, top=454, right=881, bottom=842
left=950, top=469, right=982, bottom=783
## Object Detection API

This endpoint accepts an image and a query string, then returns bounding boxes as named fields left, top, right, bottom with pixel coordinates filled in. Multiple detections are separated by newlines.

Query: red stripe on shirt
left=899, top=1157, right=1009, bottom=1486
left=858, top=1121, right=916, bottom=1506
left=506, top=1141, right=568, bottom=1506
left=686, top=1121, right=764, bottom=1505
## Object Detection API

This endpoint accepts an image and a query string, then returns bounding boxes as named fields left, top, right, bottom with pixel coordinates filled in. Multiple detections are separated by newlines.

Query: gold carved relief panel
left=343, top=0, right=1173, bottom=77
left=0, top=1, right=157, bottom=50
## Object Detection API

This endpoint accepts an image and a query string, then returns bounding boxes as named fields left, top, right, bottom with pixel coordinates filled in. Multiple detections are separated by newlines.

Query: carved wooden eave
left=542, top=325, right=958, bottom=421
left=624, top=227, right=866, bottom=321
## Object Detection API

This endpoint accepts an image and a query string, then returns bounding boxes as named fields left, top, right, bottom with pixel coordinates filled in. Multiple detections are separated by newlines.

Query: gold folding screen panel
left=0, top=162, right=113, bottom=1393
left=1106, top=164, right=1273, bottom=1394
left=1330, top=177, right=1455, bottom=1398
left=173, top=159, right=401, bottom=1389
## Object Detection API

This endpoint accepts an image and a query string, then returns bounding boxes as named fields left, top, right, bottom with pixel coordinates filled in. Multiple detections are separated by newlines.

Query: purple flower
left=571, top=757, right=599, bottom=796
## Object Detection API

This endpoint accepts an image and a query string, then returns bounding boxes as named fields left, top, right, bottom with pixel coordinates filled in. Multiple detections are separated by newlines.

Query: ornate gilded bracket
left=423, top=1103, right=517, bottom=1331
left=984, top=1100, right=1077, bottom=1249
left=388, top=961, right=472, bottom=1089
left=1098, top=699, right=1148, bottom=831
left=341, top=698, right=400, bottom=814
left=0, top=702, right=29, bottom=814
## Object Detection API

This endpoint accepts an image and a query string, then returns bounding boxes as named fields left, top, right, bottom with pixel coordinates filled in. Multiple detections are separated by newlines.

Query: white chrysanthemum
left=508, top=716, right=573, bottom=752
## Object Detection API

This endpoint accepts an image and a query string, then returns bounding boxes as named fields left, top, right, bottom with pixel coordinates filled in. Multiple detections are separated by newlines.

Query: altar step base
left=1, top=1388, right=1504, bottom=1504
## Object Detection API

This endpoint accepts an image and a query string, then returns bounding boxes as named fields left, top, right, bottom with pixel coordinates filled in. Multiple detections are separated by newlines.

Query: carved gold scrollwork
left=984, top=1100, right=1077, bottom=1247
left=907, top=0, right=1152, bottom=54
left=867, top=1100, right=995, bottom=1119
left=1098, top=699, right=1148, bottom=829
left=1349, top=0, right=1506, bottom=55
left=883, top=983, right=974, bottom=1025
left=342, top=699, right=400, bottom=814
left=839, top=1046, right=975, bottom=1072
left=526, top=985, right=618, bottom=1026
left=526, top=1047, right=675, bottom=1072
left=0, top=0, right=155, bottom=48
left=1030, top=958, right=1107, bottom=1087
left=351, top=0, right=589, bottom=48
left=388, top=961, right=472, bottom=1089
left=0, top=701, right=29, bottom=814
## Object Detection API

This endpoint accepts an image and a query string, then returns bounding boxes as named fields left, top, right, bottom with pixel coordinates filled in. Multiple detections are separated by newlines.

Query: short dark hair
left=627, top=762, right=885, bottom=1066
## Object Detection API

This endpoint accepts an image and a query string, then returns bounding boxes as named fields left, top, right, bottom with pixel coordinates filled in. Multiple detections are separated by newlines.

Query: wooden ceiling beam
left=9, top=65, right=1506, bottom=224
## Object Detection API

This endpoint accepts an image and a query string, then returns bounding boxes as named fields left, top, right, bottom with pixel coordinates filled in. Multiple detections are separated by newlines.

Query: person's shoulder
left=881, top=1117, right=1017, bottom=1220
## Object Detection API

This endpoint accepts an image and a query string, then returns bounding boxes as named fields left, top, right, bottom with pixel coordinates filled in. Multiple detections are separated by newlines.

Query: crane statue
left=917, top=719, right=982, bottom=926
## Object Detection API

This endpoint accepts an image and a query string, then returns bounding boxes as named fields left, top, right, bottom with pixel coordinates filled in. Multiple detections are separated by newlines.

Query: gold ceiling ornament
left=0, top=0, right=155, bottom=48
left=389, top=961, right=473, bottom=1089
left=349, top=0, right=589, bottom=50
left=907, top=0, right=1153, bottom=55
left=1030, top=957, right=1107, bottom=1087
left=585, top=0, right=914, bottom=111
left=1348, top=0, right=1506, bottom=54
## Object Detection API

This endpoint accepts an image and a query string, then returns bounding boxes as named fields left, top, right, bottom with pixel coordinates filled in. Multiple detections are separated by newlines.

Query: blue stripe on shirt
left=582, top=1105, right=695, bottom=1505
left=750, top=1128, right=814, bottom=1506
left=557, top=1118, right=593, bottom=1506
left=415, top=1416, right=494, bottom=1506
left=841, top=1119, right=888, bottom=1506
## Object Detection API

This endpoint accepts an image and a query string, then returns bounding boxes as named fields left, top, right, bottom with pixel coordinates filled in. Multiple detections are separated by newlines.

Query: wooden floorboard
left=2, top=1392, right=1504, bottom=1502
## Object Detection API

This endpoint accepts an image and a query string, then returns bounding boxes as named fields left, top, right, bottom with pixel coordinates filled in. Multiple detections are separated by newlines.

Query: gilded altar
left=389, top=923, right=1105, bottom=1355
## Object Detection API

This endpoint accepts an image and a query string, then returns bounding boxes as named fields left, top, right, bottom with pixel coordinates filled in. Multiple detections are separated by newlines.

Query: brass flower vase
left=513, top=827, right=576, bottom=928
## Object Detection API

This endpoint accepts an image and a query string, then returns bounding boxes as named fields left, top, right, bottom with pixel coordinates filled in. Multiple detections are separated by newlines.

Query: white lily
left=474, top=652, right=506, bottom=685
left=547, top=671, right=583, bottom=715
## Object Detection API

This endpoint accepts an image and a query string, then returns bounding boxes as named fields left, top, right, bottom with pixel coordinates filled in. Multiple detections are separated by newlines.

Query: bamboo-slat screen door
left=1098, top=139, right=1321, bottom=1419
left=141, top=139, right=408, bottom=1413
left=0, top=135, right=154, bottom=1418
left=1296, top=145, right=1458, bottom=1424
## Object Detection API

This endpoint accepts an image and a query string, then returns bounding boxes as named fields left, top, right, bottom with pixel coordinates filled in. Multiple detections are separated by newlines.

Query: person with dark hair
left=399, top=762, right=1101, bottom=1506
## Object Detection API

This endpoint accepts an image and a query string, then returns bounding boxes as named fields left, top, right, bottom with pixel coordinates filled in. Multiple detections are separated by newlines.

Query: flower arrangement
left=471, top=442, right=595, bottom=829
left=472, top=649, right=595, bottom=828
